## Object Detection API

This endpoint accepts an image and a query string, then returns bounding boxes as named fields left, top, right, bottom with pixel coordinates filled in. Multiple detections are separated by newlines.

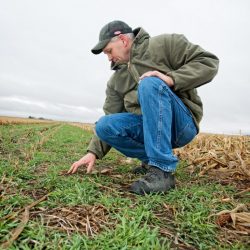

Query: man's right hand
left=67, top=152, right=96, bottom=174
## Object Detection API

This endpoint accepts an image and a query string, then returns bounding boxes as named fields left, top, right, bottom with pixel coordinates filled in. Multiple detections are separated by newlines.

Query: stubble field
left=0, top=116, right=249, bottom=249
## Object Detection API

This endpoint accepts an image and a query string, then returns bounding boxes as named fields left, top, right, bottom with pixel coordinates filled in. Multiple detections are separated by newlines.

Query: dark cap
left=91, top=20, right=132, bottom=55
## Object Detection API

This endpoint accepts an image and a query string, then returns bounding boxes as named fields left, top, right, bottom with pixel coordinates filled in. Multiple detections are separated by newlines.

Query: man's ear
left=119, top=34, right=129, bottom=47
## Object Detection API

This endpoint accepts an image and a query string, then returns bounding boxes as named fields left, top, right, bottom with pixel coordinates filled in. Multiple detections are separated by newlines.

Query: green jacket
left=87, top=28, right=219, bottom=159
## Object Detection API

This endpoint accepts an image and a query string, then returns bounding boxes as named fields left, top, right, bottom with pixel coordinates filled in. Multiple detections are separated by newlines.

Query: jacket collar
left=132, top=27, right=150, bottom=44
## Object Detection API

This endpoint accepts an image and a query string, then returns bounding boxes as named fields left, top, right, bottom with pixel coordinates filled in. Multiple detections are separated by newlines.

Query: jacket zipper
left=127, top=62, right=140, bottom=83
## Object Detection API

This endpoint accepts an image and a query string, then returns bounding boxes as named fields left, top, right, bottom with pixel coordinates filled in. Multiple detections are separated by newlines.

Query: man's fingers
left=67, top=165, right=74, bottom=174
left=139, top=73, right=148, bottom=79
left=140, top=71, right=157, bottom=80
left=67, top=162, right=80, bottom=174
left=86, top=162, right=94, bottom=174
left=71, top=164, right=78, bottom=174
left=67, top=153, right=96, bottom=175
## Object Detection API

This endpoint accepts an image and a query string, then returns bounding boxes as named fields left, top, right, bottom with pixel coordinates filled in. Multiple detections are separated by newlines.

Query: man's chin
left=111, top=61, right=116, bottom=68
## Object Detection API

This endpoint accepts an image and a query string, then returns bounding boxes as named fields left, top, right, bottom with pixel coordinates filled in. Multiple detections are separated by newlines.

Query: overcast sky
left=0, top=0, right=249, bottom=134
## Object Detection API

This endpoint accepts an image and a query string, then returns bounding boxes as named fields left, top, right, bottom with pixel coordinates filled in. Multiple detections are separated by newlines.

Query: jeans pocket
left=174, top=122, right=197, bottom=148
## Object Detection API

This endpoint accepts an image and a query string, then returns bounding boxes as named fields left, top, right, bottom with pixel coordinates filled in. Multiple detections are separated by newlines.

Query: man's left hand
left=139, top=71, right=174, bottom=87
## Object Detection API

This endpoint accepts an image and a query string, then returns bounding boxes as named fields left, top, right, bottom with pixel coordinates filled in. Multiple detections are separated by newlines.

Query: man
left=68, top=20, right=219, bottom=195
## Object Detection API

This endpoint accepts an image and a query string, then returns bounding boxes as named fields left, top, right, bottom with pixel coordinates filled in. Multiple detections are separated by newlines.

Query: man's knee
left=139, top=76, right=170, bottom=94
left=96, top=114, right=124, bottom=140
left=95, top=115, right=111, bottom=140
left=139, top=76, right=157, bottom=91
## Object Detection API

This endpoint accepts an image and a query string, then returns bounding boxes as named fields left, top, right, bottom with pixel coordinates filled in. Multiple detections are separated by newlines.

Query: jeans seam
left=174, top=121, right=197, bottom=147
left=175, top=122, right=190, bottom=146
left=126, top=136, right=144, bottom=147
left=157, top=85, right=163, bottom=149
left=149, top=160, right=176, bottom=172
left=161, top=83, right=192, bottom=118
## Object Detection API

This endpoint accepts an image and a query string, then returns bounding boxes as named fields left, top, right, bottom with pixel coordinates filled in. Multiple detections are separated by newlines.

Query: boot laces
left=144, top=168, right=162, bottom=182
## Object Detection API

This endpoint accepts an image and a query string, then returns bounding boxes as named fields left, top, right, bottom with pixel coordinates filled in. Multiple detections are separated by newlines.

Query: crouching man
left=68, top=20, right=219, bottom=195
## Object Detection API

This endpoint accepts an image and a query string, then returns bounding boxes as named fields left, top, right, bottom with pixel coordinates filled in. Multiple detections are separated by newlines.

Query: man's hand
left=140, top=70, right=174, bottom=87
left=67, top=152, right=96, bottom=174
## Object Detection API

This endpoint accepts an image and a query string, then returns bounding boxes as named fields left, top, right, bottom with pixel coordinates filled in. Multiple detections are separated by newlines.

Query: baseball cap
left=91, top=20, right=133, bottom=55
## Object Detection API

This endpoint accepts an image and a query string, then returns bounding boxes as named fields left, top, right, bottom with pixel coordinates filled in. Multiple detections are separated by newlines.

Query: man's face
left=103, top=35, right=130, bottom=64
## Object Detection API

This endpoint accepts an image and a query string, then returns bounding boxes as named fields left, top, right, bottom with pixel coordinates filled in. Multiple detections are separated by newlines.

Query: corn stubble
left=175, top=133, right=250, bottom=181
left=175, top=133, right=250, bottom=239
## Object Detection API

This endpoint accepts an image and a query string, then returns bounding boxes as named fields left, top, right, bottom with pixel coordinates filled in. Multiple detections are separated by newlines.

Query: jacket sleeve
left=87, top=80, right=125, bottom=159
left=103, top=84, right=125, bottom=114
left=87, top=133, right=110, bottom=159
left=166, top=34, right=219, bottom=92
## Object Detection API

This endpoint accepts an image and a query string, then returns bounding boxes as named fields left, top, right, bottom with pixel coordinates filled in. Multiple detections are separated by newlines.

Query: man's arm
left=166, top=34, right=219, bottom=92
left=67, top=81, right=125, bottom=174
left=86, top=83, right=125, bottom=159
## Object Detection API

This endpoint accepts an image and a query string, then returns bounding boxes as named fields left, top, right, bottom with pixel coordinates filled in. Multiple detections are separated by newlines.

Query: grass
left=0, top=122, right=249, bottom=249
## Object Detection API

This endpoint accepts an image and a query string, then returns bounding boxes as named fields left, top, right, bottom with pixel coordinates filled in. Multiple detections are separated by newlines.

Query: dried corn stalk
left=174, top=133, right=250, bottom=181
left=215, top=204, right=250, bottom=235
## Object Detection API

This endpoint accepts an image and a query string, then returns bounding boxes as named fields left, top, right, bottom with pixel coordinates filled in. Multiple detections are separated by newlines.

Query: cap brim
left=91, top=39, right=110, bottom=55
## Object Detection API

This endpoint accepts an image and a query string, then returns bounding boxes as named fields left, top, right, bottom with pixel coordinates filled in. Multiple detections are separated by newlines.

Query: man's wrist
left=163, top=74, right=174, bottom=87
left=87, top=150, right=98, bottom=159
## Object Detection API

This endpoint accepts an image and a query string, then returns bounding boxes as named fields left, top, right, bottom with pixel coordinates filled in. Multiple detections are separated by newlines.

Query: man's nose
left=107, top=54, right=113, bottom=61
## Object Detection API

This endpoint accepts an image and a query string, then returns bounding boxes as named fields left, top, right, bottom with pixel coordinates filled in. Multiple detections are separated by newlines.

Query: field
left=0, top=117, right=249, bottom=249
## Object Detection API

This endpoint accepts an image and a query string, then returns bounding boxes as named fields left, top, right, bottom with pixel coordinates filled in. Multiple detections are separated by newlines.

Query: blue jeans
left=95, top=77, right=197, bottom=172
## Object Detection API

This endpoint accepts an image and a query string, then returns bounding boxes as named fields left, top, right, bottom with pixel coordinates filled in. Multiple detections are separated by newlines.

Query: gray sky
left=1, top=0, right=250, bottom=134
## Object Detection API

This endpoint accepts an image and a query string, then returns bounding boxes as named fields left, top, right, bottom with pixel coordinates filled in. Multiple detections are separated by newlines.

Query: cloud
left=0, top=0, right=250, bottom=134
left=0, top=95, right=103, bottom=122
left=1, top=96, right=47, bottom=109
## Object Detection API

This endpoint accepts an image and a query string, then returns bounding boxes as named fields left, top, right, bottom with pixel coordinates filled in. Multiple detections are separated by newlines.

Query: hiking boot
left=130, top=166, right=175, bottom=195
left=131, top=162, right=150, bottom=174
